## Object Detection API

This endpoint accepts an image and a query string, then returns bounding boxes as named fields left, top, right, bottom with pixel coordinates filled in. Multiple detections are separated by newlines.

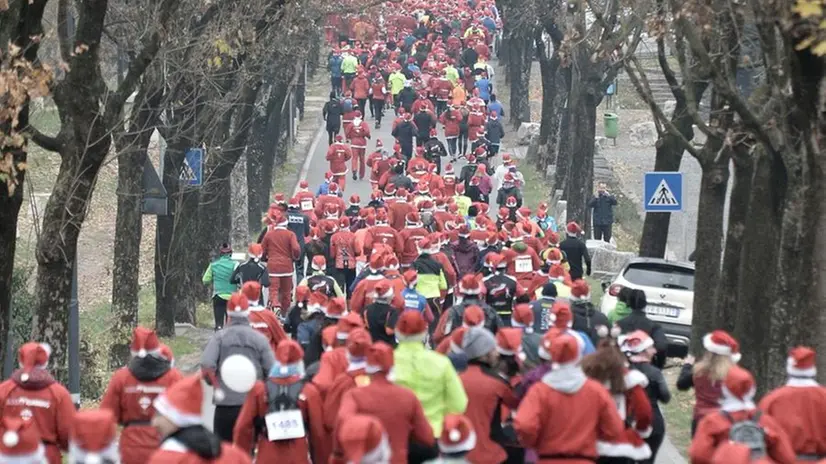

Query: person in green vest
left=443, top=63, right=459, bottom=86
left=340, top=51, right=359, bottom=91
left=202, top=243, right=238, bottom=330
left=388, top=67, right=407, bottom=113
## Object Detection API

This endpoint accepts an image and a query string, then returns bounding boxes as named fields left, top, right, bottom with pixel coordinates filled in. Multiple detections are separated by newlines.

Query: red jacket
left=337, top=375, right=435, bottom=464
left=432, top=251, right=458, bottom=290
left=148, top=442, right=251, bottom=464
left=330, top=229, right=358, bottom=269
left=324, top=369, right=365, bottom=434
left=442, top=177, right=457, bottom=196
left=326, top=143, right=353, bottom=175
left=349, top=273, right=385, bottom=315
left=689, top=409, right=796, bottom=464
left=434, top=77, right=452, bottom=101
left=760, top=381, right=826, bottom=462
left=370, top=79, right=387, bottom=100
left=315, top=195, right=346, bottom=220
left=295, top=190, right=315, bottom=215
left=312, top=348, right=348, bottom=395
left=345, top=121, right=371, bottom=149
left=261, top=226, right=301, bottom=275
left=0, top=371, right=76, bottom=464
left=388, top=201, right=415, bottom=231
left=411, top=99, right=435, bottom=114
left=366, top=152, right=391, bottom=183
left=407, top=157, right=431, bottom=178
left=515, top=377, right=625, bottom=464
left=233, top=379, right=328, bottom=464
left=350, top=76, right=371, bottom=100
left=100, top=362, right=184, bottom=464
left=399, top=226, right=429, bottom=266
left=460, top=363, right=520, bottom=464
left=248, top=307, right=288, bottom=354
left=503, top=245, right=543, bottom=288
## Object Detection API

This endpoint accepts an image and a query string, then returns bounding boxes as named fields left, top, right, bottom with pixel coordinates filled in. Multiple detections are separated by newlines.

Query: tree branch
left=24, top=126, right=63, bottom=153
left=56, top=0, right=73, bottom=63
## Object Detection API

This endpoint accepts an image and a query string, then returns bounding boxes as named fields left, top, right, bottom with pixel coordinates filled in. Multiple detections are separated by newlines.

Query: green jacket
left=608, top=301, right=632, bottom=325
left=412, top=255, right=448, bottom=299
left=393, top=342, right=468, bottom=436
left=341, top=55, right=358, bottom=74
left=203, top=255, right=237, bottom=299
left=388, top=72, right=406, bottom=95
left=444, top=66, right=459, bottom=85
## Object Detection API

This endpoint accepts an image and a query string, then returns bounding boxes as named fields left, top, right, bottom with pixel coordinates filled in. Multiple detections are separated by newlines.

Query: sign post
left=644, top=172, right=683, bottom=213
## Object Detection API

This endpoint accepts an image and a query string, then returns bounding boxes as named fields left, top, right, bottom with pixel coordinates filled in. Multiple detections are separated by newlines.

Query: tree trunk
left=553, top=104, right=571, bottom=194
left=509, top=35, right=533, bottom=130
left=732, top=149, right=783, bottom=395
left=565, top=98, right=598, bottom=227
left=230, top=153, right=250, bottom=248
left=247, top=86, right=287, bottom=234
left=535, top=32, right=563, bottom=173
left=688, top=153, right=729, bottom=354
left=110, top=80, right=162, bottom=367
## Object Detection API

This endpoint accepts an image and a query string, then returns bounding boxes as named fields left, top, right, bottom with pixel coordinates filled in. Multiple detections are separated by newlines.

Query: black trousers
left=213, top=405, right=242, bottom=442
left=458, top=131, right=469, bottom=155
left=407, top=440, right=439, bottom=464
left=295, top=249, right=306, bottom=283
left=327, top=125, right=340, bottom=145
left=357, top=98, right=368, bottom=115
left=372, top=99, right=384, bottom=125
left=446, top=137, right=458, bottom=157
left=212, top=295, right=227, bottom=330
left=331, top=76, right=342, bottom=94
left=436, top=100, right=447, bottom=117
left=333, top=268, right=357, bottom=295
left=593, top=224, right=613, bottom=242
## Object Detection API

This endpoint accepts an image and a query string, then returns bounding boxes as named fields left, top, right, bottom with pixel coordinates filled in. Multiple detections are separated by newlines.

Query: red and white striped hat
left=787, top=346, right=816, bottom=378
left=702, top=330, right=742, bottom=363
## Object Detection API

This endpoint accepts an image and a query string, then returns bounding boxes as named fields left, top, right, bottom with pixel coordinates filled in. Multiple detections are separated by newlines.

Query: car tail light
left=608, top=284, right=623, bottom=297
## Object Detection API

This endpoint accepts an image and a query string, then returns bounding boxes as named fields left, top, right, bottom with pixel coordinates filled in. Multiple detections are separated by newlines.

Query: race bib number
left=265, top=409, right=306, bottom=441
left=514, top=256, right=533, bottom=273
left=301, top=199, right=313, bottom=211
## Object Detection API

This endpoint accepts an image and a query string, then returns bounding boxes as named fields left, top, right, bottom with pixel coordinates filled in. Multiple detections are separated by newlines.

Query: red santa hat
left=619, top=330, right=655, bottom=362
left=720, top=365, right=756, bottom=412
left=349, top=194, right=361, bottom=206
left=381, top=253, right=398, bottom=270
left=485, top=232, right=500, bottom=247
left=457, top=224, right=471, bottom=238
left=369, top=252, right=386, bottom=271
left=365, top=342, right=394, bottom=374
left=321, top=326, right=338, bottom=350
left=346, top=328, right=372, bottom=367
left=68, top=409, right=118, bottom=464
left=337, top=313, right=365, bottom=341
left=375, top=139, right=383, bottom=147
left=311, top=255, right=327, bottom=271
left=416, top=237, right=433, bottom=254
left=383, top=183, right=397, bottom=197
left=307, top=291, right=329, bottom=316
left=439, top=414, right=476, bottom=455
left=371, top=279, right=394, bottom=301
left=336, top=415, right=391, bottom=464
left=505, top=196, right=517, bottom=208
left=325, top=296, right=348, bottom=320
left=462, top=305, right=486, bottom=328
left=702, top=330, right=742, bottom=363
left=406, top=211, right=422, bottom=227
left=130, top=327, right=161, bottom=359
left=328, top=182, right=340, bottom=194
left=273, top=192, right=287, bottom=205
left=403, top=270, right=419, bottom=289
left=295, top=285, right=311, bottom=304
left=418, top=199, right=434, bottom=212
left=455, top=183, right=466, bottom=194
left=517, top=206, right=531, bottom=219
left=375, top=208, right=389, bottom=224
left=396, top=310, right=428, bottom=342
left=569, top=279, right=591, bottom=301
left=271, top=339, right=304, bottom=379
left=496, top=328, right=523, bottom=357
left=153, top=375, right=207, bottom=428
left=458, top=274, right=483, bottom=295
left=159, top=343, right=174, bottom=367
left=511, top=304, right=535, bottom=332
left=502, top=153, right=513, bottom=165
left=397, top=187, right=409, bottom=198
left=270, top=210, right=288, bottom=227
left=241, top=281, right=263, bottom=306
left=550, top=301, right=574, bottom=329
left=226, top=292, right=249, bottom=318
left=1, top=417, right=44, bottom=462
left=288, top=196, right=299, bottom=209
left=444, top=163, right=455, bottom=176
left=548, top=264, right=566, bottom=280
left=787, top=346, right=816, bottom=378
left=550, top=332, right=583, bottom=369
left=566, top=221, right=581, bottom=236
left=299, top=180, right=309, bottom=190
left=442, top=327, right=467, bottom=355
left=339, top=216, right=352, bottom=229
left=16, top=342, right=51, bottom=382
left=247, top=242, right=263, bottom=259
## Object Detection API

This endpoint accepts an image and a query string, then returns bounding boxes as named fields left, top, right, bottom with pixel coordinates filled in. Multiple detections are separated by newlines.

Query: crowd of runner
left=2, top=1, right=826, bottom=464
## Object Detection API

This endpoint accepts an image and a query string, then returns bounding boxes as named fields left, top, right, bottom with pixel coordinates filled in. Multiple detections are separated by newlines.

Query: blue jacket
left=475, top=78, right=492, bottom=100
left=402, top=288, right=428, bottom=312
left=488, top=100, right=505, bottom=118
left=328, top=55, right=343, bottom=77
left=315, top=181, right=330, bottom=197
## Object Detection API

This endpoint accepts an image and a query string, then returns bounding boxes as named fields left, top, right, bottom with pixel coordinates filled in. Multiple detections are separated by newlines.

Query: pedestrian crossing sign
left=180, top=148, right=203, bottom=186
left=644, top=172, right=682, bottom=212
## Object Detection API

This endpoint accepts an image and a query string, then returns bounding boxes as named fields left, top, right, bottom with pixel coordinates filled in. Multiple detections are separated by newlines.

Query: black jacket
left=616, top=311, right=669, bottom=368
left=424, top=138, right=447, bottom=161
left=447, top=296, right=502, bottom=335
left=364, top=302, right=397, bottom=346
left=398, top=87, right=418, bottom=110
left=570, top=300, right=610, bottom=346
left=496, top=187, right=522, bottom=209
left=287, top=209, right=311, bottom=250
left=459, top=163, right=478, bottom=189
left=323, top=100, right=343, bottom=128
left=231, top=259, right=270, bottom=288
left=559, top=237, right=591, bottom=279
left=392, top=121, right=417, bottom=147
left=589, top=193, right=617, bottom=226
left=413, top=111, right=436, bottom=139
left=630, top=362, right=671, bottom=431
left=461, top=47, right=478, bottom=68
left=484, top=119, right=505, bottom=144
left=483, top=272, right=518, bottom=316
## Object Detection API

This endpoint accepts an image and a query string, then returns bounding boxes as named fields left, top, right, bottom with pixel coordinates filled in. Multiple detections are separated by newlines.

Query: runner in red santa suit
left=367, top=140, right=392, bottom=187
left=515, top=332, right=627, bottom=464
left=67, top=409, right=120, bottom=464
left=0, top=416, right=47, bottom=463
left=100, top=327, right=183, bottom=464
left=314, top=184, right=346, bottom=223
left=345, top=110, right=371, bottom=181
left=313, top=309, right=362, bottom=395
left=400, top=212, right=430, bottom=268
left=0, top=342, right=75, bottom=464
left=233, top=340, right=329, bottom=464
left=581, top=337, right=653, bottom=463
left=334, top=415, right=392, bottom=464
left=326, top=135, right=353, bottom=191
left=388, top=188, right=416, bottom=231
left=502, top=228, right=543, bottom=289
left=261, top=210, right=301, bottom=312
left=241, top=282, right=288, bottom=353
left=367, top=208, right=403, bottom=257
left=323, top=329, right=373, bottom=435
left=442, top=164, right=458, bottom=196
left=690, top=365, right=796, bottom=464
left=338, top=342, right=436, bottom=464
left=759, top=346, right=826, bottom=463
left=350, top=252, right=391, bottom=315
left=295, top=180, right=316, bottom=218
left=148, top=374, right=251, bottom=464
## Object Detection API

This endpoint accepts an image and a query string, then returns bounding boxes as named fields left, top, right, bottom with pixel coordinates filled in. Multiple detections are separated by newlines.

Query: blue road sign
left=181, top=148, right=204, bottom=186
left=644, top=172, right=682, bottom=212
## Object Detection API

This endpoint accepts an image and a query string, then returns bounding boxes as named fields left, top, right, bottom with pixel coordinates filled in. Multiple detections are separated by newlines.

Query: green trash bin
left=604, top=113, right=618, bottom=139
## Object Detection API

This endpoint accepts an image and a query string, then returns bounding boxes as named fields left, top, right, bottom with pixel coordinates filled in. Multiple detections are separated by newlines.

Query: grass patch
left=662, top=365, right=693, bottom=456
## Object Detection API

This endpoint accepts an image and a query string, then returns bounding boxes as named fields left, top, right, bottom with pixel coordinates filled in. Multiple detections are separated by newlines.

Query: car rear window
left=623, top=263, right=694, bottom=291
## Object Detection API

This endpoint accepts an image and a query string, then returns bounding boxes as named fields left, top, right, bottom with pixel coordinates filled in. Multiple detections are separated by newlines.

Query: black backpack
left=266, top=379, right=307, bottom=413
left=724, top=410, right=767, bottom=459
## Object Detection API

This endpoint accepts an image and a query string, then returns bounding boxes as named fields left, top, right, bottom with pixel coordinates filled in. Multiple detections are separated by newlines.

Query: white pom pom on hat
left=2, top=430, right=19, bottom=448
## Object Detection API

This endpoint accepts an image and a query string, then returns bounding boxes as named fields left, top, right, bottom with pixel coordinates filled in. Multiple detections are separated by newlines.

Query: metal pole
left=68, top=259, right=80, bottom=407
